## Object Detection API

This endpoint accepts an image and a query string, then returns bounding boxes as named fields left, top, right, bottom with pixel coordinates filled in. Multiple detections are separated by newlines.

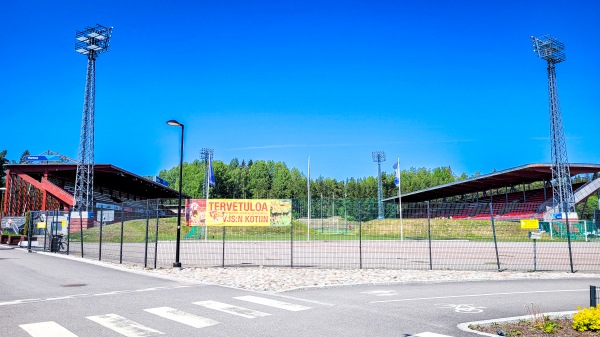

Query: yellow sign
left=186, top=199, right=292, bottom=227
left=520, top=219, right=539, bottom=229
left=37, top=222, right=46, bottom=229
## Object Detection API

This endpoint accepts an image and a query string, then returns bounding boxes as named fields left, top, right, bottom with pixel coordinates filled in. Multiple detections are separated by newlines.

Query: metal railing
left=22, top=199, right=600, bottom=272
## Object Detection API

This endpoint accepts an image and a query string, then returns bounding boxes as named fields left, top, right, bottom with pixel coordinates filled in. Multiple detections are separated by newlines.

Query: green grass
left=68, top=217, right=597, bottom=243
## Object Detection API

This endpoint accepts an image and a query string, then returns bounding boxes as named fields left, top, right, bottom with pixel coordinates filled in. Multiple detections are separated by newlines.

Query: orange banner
left=186, top=199, right=291, bottom=227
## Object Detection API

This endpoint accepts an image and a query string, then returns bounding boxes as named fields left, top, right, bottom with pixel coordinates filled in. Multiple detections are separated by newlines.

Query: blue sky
left=1, top=1, right=598, bottom=181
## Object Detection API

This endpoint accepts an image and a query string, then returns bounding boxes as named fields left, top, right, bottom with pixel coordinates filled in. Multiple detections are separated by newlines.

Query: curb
left=457, top=311, right=577, bottom=336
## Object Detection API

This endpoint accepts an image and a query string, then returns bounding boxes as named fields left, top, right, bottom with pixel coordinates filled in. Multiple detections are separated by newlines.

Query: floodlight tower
left=531, top=35, right=575, bottom=214
left=73, top=24, right=113, bottom=212
left=201, top=148, right=214, bottom=198
left=372, top=151, right=386, bottom=219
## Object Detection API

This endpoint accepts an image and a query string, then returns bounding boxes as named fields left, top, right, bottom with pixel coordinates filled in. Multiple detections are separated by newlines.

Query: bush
left=572, top=305, right=600, bottom=332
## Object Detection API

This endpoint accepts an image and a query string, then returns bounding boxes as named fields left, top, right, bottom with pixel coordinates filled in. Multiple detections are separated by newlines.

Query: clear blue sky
left=1, top=1, right=598, bottom=181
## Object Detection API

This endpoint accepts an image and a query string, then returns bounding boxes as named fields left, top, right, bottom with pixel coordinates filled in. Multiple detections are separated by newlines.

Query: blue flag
left=392, top=161, right=400, bottom=187
left=208, top=154, right=215, bottom=187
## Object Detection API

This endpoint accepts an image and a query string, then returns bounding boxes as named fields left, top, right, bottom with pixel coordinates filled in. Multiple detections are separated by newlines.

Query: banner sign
left=186, top=199, right=292, bottom=227
left=520, top=219, right=540, bottom=230
left=154, top=176, right=169, bottom=187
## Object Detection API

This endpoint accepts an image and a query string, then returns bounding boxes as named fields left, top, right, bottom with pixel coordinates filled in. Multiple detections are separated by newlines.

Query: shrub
left=572, top=305, right=600, bottom=332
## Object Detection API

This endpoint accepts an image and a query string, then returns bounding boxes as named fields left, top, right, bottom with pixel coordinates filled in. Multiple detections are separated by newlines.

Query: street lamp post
left=167, top=119, right=184, bottom=268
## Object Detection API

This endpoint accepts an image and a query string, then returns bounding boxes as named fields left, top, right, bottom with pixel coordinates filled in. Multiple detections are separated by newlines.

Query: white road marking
left=361, top=290, right=398, bottom=296
left=193, top=300, right=271, bottom=318
left=144, top=306, right=220, bottom=328
left=412, top=332, right=454, bottom=337
left=0, top=285, right=203, bottom=307
left=20, top=321, right=79, bottom=337
left=86, top=313, right=164, bottom=336
left=370, top=288, right=587, bottom=303
left=234, top=295, right=311, bottom=311
left=435, top=303, right=485, bottom=313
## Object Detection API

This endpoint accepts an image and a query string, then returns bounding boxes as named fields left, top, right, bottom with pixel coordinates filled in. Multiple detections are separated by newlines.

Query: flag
left=208, top=153, right=215, bottom=187
left=392, top=160, right=400, bottom=187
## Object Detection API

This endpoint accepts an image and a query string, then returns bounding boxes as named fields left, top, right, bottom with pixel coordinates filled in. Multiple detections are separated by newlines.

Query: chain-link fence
left=25, top=199, right=600, bottom=272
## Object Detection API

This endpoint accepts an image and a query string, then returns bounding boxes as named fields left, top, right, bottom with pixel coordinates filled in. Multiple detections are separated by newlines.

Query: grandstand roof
left=6, top=163, right=184, bottom=203
left=384, top=163, right=600, bottom=203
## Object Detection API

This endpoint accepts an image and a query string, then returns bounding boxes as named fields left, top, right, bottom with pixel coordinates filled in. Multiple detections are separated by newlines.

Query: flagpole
left=397, top=157, right=403, bottom=241
left=205, top=152, right=214, bottom=242
left=307, top=156, right=311, bottom=242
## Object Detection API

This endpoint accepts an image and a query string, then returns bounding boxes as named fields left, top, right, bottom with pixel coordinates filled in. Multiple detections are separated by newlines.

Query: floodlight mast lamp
left=531, top=35, right=575, bottom=214
left=372, top=151, right=386, bottom=219
left=167, top=119, right=184, bottom=268
left=73, top=24, right=113, bottom=213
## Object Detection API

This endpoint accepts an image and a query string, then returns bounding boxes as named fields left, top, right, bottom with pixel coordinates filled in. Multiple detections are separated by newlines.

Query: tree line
left=157, top=158, right=467, bottom=200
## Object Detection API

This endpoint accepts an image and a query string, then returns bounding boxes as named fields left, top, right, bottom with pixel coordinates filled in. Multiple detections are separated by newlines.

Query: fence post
left=564, top=202, right=575, bottom=273
left=66, top=208, right=71, bottom=255
left=27, top=211, right=33, bottom=252
left=290, top=220, right=294, bottom=268
left=43, top=212, right=48, bottom=251
left=427, top=201, right=432, bottom=270
left=222, top=226, right=226, bottom=268
left=358, top=200, right=363, bottom=269
left=154, top=200, right=160, bottom=269
left=99, top=208, right=103, bottom=261
left=489, top=203, right=502, bottom=271
left=591, top=285, right=597, bottom=307
left=321, top=196, right=324, bottom=234
left=144, top=200, right=150, bottom=268
left=120, top=207, right=124, bottom=264
left=79, top=210, right=84, bottom=258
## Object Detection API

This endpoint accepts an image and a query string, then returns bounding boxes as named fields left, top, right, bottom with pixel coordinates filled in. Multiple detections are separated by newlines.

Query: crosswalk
left=18, top=295, right=456, bottom=337
left=18, top=295, right=311, bottom=337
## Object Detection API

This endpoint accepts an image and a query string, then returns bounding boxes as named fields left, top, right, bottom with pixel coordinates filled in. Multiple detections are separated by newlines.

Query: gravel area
left=141, top=266, right=600, bottom=293
left=39, top=251, right=600, bottom=293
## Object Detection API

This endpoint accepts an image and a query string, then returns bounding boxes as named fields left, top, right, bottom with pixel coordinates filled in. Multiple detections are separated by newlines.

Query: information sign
left=520, top=219, right=540, bottom=229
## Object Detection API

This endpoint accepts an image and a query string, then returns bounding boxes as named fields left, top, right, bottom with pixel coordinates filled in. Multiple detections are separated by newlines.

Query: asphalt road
left=1, top=246, right=598, bottom=337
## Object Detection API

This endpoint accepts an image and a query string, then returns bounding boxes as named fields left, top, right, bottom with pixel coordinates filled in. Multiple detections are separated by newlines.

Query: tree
left=19, top=150, right=31, bottom=164
left=289, top=168, right=307, bottom=198
left=270, top=162, right=291, bottom=198
left=247, top=160, right=270, bottom=198
left=0, top=150, right=9, bottom=186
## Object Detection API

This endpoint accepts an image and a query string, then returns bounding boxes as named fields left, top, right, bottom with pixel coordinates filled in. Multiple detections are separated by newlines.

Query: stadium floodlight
left=75, top=24, right=112, bottom=58
left=531, top=34, right=574, bottom=215
left=73, top=24, right=113, bottom=214
left=372, top=151, right=386, bottom=219
left=531, top=35, right=566, bottom=64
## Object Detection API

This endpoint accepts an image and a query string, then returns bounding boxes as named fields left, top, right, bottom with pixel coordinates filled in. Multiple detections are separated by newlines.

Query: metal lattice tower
left=200, top=148, right=214, bottom=198
left=372, top=151, right=386, bottom=219
left=73, top=24, right=113, bottom=212
left=531, top=34, right=574, bottom=213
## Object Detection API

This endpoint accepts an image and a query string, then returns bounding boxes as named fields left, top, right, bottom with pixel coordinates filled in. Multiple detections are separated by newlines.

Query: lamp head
left=166, top=119, right=183, bottom=127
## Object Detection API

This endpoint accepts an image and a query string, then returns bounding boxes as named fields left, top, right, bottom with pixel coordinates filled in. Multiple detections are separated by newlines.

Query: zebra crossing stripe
left=144, top=306, right=220, bottom=328
left=193, top=300, right=271, bottom=318
left=86, top=313, right=164, bottom=336
left=20, top=321, right=78, bottom=337
left=412, top=332, right=454, bottom=337
left=234, top=296, right=312, bottom=311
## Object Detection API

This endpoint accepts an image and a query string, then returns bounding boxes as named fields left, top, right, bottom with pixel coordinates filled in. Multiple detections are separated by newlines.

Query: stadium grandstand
left=384, top=163, right=600, bottom=221
left=1, top=151, right=184, bottom=229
